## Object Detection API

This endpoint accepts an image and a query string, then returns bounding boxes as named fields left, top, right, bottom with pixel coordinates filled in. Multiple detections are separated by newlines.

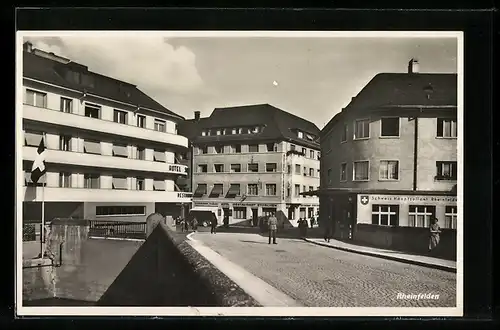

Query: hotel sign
left=362, top=194, right=457, bottom=204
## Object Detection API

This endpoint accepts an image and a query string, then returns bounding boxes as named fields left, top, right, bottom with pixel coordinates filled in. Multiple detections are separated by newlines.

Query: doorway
left=251, top=208, right=258, bottom=226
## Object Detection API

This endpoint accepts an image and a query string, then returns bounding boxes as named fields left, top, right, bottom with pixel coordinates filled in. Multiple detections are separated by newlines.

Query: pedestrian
left=180, top=219, right=185, bottom=232
left=184, top=218, right=189, bottom=231
left=428, top=217, right=442, bottom=253
left=310, top=216, right=315, bottom=228
left=268, top=213, right=278, bottom=244
left=210, top=215, right=217, bottom=234
left=297, top=218, right=303, bottom=238
left=323, top=221, right=331, bottom=243
left=192, top=217, right=198, bottom=232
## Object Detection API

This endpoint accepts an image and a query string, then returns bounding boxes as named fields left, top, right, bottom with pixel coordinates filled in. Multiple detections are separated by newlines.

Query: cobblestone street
left=191, top=232, right=456, bottom=307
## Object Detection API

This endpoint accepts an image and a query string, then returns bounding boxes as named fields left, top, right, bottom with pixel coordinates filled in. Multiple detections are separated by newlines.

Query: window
left=408, top=205, right=436, bottom=228
left=83, top=140, right=101, bottom=155
left=136, top=178, right=145, bottom=191
left=214, top=146, right=224, bottom=154
left=60, top=97, right=73, bottom=113
left=201, top=130, right=207, bottom=136
left=216, top=129, right=221, bottom=136
left=262, top=208, right=276, bottom=217
left=214, top=164, right=224, bottom=173
left=24, top=130, right=44, bottom=147
left=298, top=131, right=304, bottom=139
left=317, top=152, right=321, bottom=160
left=317, top=169, right=320, bottom=177
left=379, top=160, right=399, bottom=180
left=154, top=119, right=166, bottom=132
left=302, top=147, right=306, bottom=155
left=193, top=184, right=207, bottom=197
left=290, top=144, right=296, bottom=151
left=286, top=187, right=290, bottom=197
left=113, top=110, right=128, bottom=124
left=303, top=166, right=308, bottom=176
left=248, top=144, right=259, bottom=152
left=198, top=164, right=208, bottom=173
left=302, top=185, right=306, bottom=193
left=59, top=172, right=71, bottom=188
left=341, top=124, right=348, bottom=142
left=247, top=184, right=258, bottom=196
left=436, top=161, right=457, bottom=180
left=437, top=118, right=457, bottom=138
left=372, top=205, right=399, bottom=226
left=84, top=173, right=100, bottom=189
left=234, top=207, right=247, bottom=219
left=199, top=146, right=208, bottom=154
left=84, top=103, right=101, bottom=119
left=445, top=206, right=457, bottom=229
left=353, top=161, right=369, bottom=181
left=136, top=115, right=146, bottom=128
left=230, top=164, right=241, bottom=173
left=310, top=150, right=315, bottom=158
left=309, top=168, right=314, bottom=176
left=153, top=179, right=166, bottom=191
left=153, top=150, right=166, bottom=162
left=248, top=164, right=259, bottom=172
left=309, top=186, right=314, bottom=192
left=380, top=117, right=400, bottom=137
left=230, top=145, right=241, bottom=153
left=305, top=133, right=315, bottom=141
left=226, top=184, right=241, bottom=197
left=96, top=206, right=146, bottom=217
left=112, top=144, right=128, bottom=158
left=354, top=119, right=370, bottom=139
left=327, top=168, right=332, bottom=184
left=266, top=184, right=277, bottom=196
left=210, top=184, right=223, bottom=197
left=295, top=164, right=301, bottom=174
left=340, top=163, right=347, bottom=181
left=136, top=147, right=145, bottom=160
left=266, top=143, right=276, bottom=152
left=25, top=89, right=47, bottom=108
left=299, top=208, right=306, bottom=218
left=112, top=176, right=128, bottom=190
left=266, top=163, right=277, bottom=172
left=294, top=184, right=300, bottom=197
left=59, top=135, right=71, bottom=151
left=287, top=165, right=291, bottom=174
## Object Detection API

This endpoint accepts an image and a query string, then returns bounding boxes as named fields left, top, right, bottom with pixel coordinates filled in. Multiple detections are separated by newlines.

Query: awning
left=209, top=184, right=223, bottom=198
left=153, top=180, right=165, bottom=191
left=225, top=184, right=240, bottom=198
left=154, top=151, right=166, bottom=162
left=112, top=145, right=128, bottom=157
left=112, top=177, right=128, bottom=190
left=25, top=132, right=43, bottom=147
left=190, top=206, right=218, bottom=213
left=193, top=184, right=207, bottom=197
left=84, top=140, right=101, bottom=154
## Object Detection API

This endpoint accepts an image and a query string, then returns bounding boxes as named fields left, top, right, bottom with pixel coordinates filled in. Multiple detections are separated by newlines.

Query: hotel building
left=20, top=42, right=192, bottom=223
left=179, top=104, right=320, bottom=227
left=305, top=59, right=458, bottom=257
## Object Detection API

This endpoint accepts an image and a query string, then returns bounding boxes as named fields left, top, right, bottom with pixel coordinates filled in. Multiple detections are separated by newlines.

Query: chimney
left=23, top=41, right=33, bottom=53
left=408, top=58, right=420, bottom=73
left=194, top=111, right=200, bottom=121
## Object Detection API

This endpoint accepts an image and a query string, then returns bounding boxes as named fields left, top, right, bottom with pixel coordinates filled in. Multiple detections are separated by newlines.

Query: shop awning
left=153, top=180, right=166, bottom=191
left=154, top=151, right=166, bottom=162
left=84, top=140, right=101, bottom=154
left=193, top=184, right=207, bottom=197
left=25, top=132, right=43, bottom=147
left=225, top=184, right=240, bottom=198
left=112, top=177, right=128, bottom=190
left=112, top=145, right=128, bottom=157
left=209, top=185, right=223, bottom=198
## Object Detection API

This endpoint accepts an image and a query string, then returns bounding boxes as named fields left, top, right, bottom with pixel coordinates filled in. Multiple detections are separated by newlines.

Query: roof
left=321, top=73, right=457, bottom=137
left=23, top=50, right=184, bottom=120
left=178, top=104, right=320, bottom=148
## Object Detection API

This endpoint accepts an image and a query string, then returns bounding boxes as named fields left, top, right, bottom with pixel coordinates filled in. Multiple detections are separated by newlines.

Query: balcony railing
left=89, top=220, right=147, bottom=240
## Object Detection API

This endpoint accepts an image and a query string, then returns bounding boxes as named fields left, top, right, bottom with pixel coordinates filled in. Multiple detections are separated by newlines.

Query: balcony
left=23, top=104, right=188, bottom=148
left=23, top=146, right=188, bottom=176
left=22, top=186, right=193, bottom=203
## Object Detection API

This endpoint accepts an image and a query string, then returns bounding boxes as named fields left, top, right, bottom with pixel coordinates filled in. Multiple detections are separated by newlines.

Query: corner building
left=21, top=42, right=192, bottom=223
left=179, top=104, right=320, bottom=227
left=307, top=60, right=458, bottom=255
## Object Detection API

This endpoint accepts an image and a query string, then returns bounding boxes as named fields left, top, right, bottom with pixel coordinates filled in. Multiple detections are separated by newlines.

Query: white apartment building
left=180, top=105, right=320, bottom=227
left=20, top=42, right=192, bottom=223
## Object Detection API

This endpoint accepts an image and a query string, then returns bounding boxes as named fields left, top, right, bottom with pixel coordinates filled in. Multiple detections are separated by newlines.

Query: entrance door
left=223, top=208, right=230, bottom=227
left=252, top=208, right=258, bottom=226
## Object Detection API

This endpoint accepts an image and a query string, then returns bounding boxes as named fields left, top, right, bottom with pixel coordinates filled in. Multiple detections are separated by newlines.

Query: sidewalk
left=304, top=238, right=456, bottom=273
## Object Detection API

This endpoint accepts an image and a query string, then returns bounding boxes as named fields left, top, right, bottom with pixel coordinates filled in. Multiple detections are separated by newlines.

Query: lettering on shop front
left=169, top=165, right=182, bottom=173
left=370, top=195, right=457, bottom=203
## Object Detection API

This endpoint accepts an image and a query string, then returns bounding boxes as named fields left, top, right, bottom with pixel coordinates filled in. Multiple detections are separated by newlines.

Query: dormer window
left=251, top=126, right=260, bottom=134
left=201, top=130, right=207, bottom=137
left=306, top=133, right=315, bottom=141
left=232, top=128, right=237, bottom=135
left=297, top=131, right=304, bottom=139
left=216, top=129, right=221, bottom=136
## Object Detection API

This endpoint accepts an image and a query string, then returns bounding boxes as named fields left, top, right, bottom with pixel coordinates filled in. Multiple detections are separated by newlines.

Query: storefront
left=193, top=201, right=282, bottom=226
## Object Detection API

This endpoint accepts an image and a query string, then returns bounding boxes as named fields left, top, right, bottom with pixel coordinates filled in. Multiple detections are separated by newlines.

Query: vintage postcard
left=16, top=30, right=463, bottom=317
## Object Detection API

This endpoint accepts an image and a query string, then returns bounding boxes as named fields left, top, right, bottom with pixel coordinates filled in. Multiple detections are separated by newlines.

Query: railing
left=89, top=220, right=147, bottom=240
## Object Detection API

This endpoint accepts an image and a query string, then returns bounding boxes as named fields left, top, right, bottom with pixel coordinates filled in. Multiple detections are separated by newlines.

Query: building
left=305, top=59, right=458, bottom=257
left=178, top=104, right=321, bottom=227
left=21, top=41, right=192, bottom=224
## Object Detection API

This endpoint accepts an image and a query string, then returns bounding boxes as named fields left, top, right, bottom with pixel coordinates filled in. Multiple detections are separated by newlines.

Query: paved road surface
left=191, top=232, right=456, bottom=307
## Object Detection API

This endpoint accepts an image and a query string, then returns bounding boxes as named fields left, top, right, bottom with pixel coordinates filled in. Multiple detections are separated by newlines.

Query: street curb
left=303, top=238, right=457, bottom=273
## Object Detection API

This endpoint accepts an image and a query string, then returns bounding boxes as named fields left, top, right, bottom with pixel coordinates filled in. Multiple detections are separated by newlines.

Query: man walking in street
left=210, top=215, right=218, bottom=234
left=268, top=214, right=278, bottom=244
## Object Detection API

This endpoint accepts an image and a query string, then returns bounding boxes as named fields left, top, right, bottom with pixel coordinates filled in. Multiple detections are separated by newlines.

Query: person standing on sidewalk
left=268, top=214, right=278, bottom=244
left=428, top=217, right=442, bottom=253
left=323, top=221, right=332, bottom=243
left=192, top=217, right=198, bottom=232
left=210, top=215, right=217, bottom=234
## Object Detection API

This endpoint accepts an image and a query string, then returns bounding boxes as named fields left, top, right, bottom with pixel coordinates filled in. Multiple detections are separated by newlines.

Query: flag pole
left=40, top=180, right=45, bottom=257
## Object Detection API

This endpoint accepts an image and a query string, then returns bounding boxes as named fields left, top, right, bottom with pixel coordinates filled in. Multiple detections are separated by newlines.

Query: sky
left=26, top=34, right=458, bottom=129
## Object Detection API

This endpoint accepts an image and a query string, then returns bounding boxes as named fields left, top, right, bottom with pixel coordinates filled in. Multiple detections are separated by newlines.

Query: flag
left=239, top=194, right=247, bottom=202
left=31, top=138, right=46, bottom=184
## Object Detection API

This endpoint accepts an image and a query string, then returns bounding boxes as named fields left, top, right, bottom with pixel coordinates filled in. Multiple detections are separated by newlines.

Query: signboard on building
left=358, top=194, right=457, bottom=208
